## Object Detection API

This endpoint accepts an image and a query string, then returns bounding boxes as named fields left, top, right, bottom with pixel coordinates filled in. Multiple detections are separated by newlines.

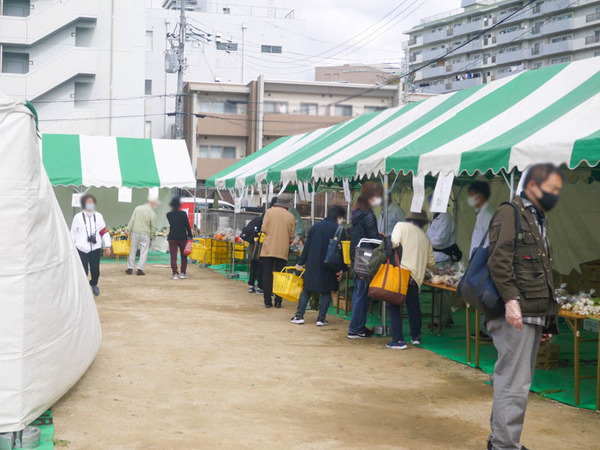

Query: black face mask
left=537, top=189, right=559, bottom=212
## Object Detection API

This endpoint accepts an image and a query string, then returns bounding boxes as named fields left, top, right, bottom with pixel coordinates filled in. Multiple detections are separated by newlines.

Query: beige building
left=184, top=77, right=402, bottom=184
left=315, top=63, right=402, bottom=85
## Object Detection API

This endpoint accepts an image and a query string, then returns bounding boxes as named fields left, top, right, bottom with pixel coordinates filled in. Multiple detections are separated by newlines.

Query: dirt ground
left=53, top=264, right=600, bottom=450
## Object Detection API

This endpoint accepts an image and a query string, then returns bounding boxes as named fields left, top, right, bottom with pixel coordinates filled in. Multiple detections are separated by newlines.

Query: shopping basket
left=273, top=267, right=305, bottom=303
left=190, top=238, right=208, bottom=262
left=112, top=233, right=131, bottom=256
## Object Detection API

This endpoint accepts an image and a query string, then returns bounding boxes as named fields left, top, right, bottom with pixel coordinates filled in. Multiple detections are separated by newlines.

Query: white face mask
left=337, top=218, right=344, bottom=226
left=467, top=196, right=478, bottom=208
left=370, top=197, right=383, bottom=207
left=85, top=203, right=95, bottom=212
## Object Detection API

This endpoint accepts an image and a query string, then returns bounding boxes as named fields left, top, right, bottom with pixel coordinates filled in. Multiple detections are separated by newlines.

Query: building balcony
left=539, top=40, right=574, bottom=57
left=537, top=0, right=576, bottom=16
left=585, top=35, right=600, bottom=46
left=423, top=28, right=451, bottom=45
left=450, top=39, right=483, bottom=56
left=451, top=20, right=484, bottom=38
left=0, top=0, right=98, bottom=45
left=494, top=48, right=530, bottom=65
left=419, top=82, right=449, bottom=95
left=409, top=52, right=423, bottom=64
left=494, top=31, right=521, bottom=46
left=586, top=12, right=600, bottom=23
left=496, top=8, right=531, bottom=25
left=0, top=48, right=97, bottom=100
left=422, top=64, right=448, bottom=79
left=197, top=114, right=250, bottom=137
left=451, top=77, right=483, bottom=91
left=422, top=47, right=447, bottom=63
left=542, top=19, right=574, bottom=36
left=196, top=157, right=239, bottom=181
left=263, top=114, right=346, bottom=137
left=448, top=59, right=483, bottom=75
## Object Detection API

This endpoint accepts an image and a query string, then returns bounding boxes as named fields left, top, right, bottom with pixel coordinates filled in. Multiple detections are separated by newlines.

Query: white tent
left=0, top=96, right=101, bottom=432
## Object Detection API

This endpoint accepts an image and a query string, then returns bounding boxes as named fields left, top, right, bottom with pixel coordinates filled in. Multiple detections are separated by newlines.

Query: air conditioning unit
left=165, top=50, right=178, bottom=73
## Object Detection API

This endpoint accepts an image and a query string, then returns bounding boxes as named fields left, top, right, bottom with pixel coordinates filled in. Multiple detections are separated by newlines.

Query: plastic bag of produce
left=0, top=95, right=101, bottom=432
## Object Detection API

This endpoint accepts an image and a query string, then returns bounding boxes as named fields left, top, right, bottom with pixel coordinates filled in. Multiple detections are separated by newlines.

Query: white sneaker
left=290, top=316, right=305, bottom=325
left=180, top=273, right=187, bottom=279
left=316, top=320, right=328, bottom=327
left=173, top=274, right=179, bottom=280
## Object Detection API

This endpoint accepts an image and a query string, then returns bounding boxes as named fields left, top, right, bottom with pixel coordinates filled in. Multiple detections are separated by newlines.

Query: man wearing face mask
left=486, top=163, right=563, bottom=450
left=291, top=205, right=346, bottom=326
left=126, top=193, right=158, bottom=276
left=70, top=194, right=112, bottom=296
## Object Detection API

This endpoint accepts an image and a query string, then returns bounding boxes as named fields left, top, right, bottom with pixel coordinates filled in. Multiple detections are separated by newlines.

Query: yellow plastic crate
left=112, top=234, right=131, bottom=256
left=273, top=267, right=305, bottom=303
left=341, top=240, right=351, bottom=265
left=190, top=238, right=208, bottom=263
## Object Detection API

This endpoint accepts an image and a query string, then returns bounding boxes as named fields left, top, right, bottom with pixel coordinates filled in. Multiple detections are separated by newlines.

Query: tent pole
left=510, top=170, right=515, bottom=199
left=294, top=191, right=297, bottom=208
left=311, top=182, right=315, bottom=225
left=380, top=173, right=389, bottom=337
left=324, top=192, right=328, bottom=215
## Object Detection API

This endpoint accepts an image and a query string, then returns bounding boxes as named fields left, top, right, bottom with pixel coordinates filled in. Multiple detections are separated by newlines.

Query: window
left=199, top=145, right=237, bottom=159
left=551, top=35, right=572, bottom=43
left=3, top=0, right=30, bottom=17
left=364, top=106, right=385, bottom=114
left=144, top=121, right=152, bottom=139
left=300, top=103, right=318, bottom=115
left=145, top=31, right=153, bottom=51
left=223, top=7, right=231, bottom=14
left=551, top=13, right=573, bottom=22
left=75, top=27, right=94, bottom=47
left=551, top=56, right=571, bottom=65
left=595, top=51, right=600, bottom=57
left=199, top=100, right=246, bottom=115
left=145, top=79, right=152, bottom=96
left=216, top=42, right=238, bottom=52
left=264, top=101, right=288, bottom=114
left=1, top=52, right=29, bottom=74
left=333, top=105, right=352, bottom=117
left=261, top=45, right=283, bottom=54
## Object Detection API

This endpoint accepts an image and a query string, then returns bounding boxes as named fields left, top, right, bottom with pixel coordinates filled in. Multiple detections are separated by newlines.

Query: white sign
left=148, top=186, right=159, bottom=199
left=71, top=193, right=83, bottom=208
left=430, top=173, right=455, bottom=213
left=234, top=197, right=242, bottom=213
left=118, top=187, right=132, bottom=203
left=410, top=173, right=426, bottom=213
left=343, top=178, right=352, bottom=204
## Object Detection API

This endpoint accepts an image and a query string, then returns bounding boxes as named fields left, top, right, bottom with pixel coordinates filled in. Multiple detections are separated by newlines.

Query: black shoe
left=471, top=331, right=493, bottom=341
left=274, top=299, right=282, bottom=308
left=347, top=331, right=367, bottom=339
left=363, top=327, right=375, bottom=337
left=487, top=440, right=492, bottom=450
left=137, top=269, right=146, bottom=276
left=125, top=268, right=133, bottom=275
left=264, top=302, right=273, bottom=309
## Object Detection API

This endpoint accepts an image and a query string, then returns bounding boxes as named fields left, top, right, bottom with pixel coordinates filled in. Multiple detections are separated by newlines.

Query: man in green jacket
left=486, top=164, right=563, bottom=450
left=126, top=194, right=158, bottom=276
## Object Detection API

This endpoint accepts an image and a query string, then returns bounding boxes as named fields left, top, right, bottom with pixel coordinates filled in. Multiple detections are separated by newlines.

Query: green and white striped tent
left=42, top=134, right=196, bottom=188
left=208, top=57, right=600, bottom=190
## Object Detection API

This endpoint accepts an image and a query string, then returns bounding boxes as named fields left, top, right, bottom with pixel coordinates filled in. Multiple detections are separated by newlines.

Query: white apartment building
left=0, top=0, right=146, bottom=137
left=406, top=0, right=600, bottom=94
left=144, top=0, right=307, bottom=140
left=0, top=0, right=307, bottom=138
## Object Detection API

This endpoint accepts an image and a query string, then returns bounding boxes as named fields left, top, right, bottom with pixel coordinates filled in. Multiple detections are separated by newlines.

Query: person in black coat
left=290, top=205, right=347, bottom=327
left=167, top=197, right=193, bottom=280
left=347, top=181, right=383, bottom=339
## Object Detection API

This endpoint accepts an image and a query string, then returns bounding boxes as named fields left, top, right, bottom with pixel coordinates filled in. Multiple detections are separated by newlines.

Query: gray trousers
left=128, top=233, right=151, bottom=270
left=487, top=317, right=542, bottom=450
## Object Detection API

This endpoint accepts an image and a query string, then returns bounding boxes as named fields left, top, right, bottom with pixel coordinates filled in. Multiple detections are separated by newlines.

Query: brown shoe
left=125, top=268, right=133, bottom=275
left=137, top=269, right=146, bottom=276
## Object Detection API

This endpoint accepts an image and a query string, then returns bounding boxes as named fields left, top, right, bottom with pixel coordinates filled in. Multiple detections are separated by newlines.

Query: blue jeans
left=387, top=282, right=421, bottom=343
left=349, top=276, right=371, bottom=334
left=296, top=289, right=332, bottom=322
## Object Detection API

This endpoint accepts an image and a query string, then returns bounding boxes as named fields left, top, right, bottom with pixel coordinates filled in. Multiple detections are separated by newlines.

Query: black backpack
left=240, top=216, right=263, bottom=244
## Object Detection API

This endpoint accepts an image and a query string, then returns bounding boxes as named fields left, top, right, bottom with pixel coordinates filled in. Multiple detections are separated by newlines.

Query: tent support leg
left=501, top=170, right=515, bottom=199
left=379, top=173, right=389, bottom=337
left=311, top=182, right=315, bottom=225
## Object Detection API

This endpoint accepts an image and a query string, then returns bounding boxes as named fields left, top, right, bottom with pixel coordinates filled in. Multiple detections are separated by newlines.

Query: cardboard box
left=535, top=342, right=560, bottom=370
left=581, top=259, right=600, bottom=292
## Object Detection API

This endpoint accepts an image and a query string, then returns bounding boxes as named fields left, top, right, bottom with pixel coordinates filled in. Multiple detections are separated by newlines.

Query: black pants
left=78, top=248, right=101, bottom=287
left=387, top=281, right=421, bottom=343
left=248, top=258, right=263, bottom=288
left=261, top=257, right=286, bottom=305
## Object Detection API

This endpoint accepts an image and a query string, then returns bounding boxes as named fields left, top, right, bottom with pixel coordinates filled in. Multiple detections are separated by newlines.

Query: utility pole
left=174, top=0, right=187, bottom=140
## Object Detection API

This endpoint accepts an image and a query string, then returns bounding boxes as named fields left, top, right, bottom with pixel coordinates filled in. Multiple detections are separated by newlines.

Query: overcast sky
left=274, top=0, right=463, bottom=78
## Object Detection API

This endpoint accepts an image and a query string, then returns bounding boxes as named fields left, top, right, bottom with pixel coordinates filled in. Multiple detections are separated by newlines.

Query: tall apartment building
left=184, top=78, right=401, bottom=184
left=406, top=0, right=600, bottom=95
left=0, top=0, right=307, bottom=138
left=0, top=0, right=146, bottom=137
left=144, top=0, right=307, bottom=140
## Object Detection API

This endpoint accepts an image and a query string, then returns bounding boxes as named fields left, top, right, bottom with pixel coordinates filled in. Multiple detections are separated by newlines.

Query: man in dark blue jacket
left=291, top=205, right=346, bottom=326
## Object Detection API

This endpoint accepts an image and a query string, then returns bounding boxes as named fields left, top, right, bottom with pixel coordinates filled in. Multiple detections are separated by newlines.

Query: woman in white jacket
left=70, top=194, right=112, bottom=296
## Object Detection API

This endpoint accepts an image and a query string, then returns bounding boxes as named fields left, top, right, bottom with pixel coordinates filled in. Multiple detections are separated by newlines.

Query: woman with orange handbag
left=386, top=212, right=436, bottom=350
